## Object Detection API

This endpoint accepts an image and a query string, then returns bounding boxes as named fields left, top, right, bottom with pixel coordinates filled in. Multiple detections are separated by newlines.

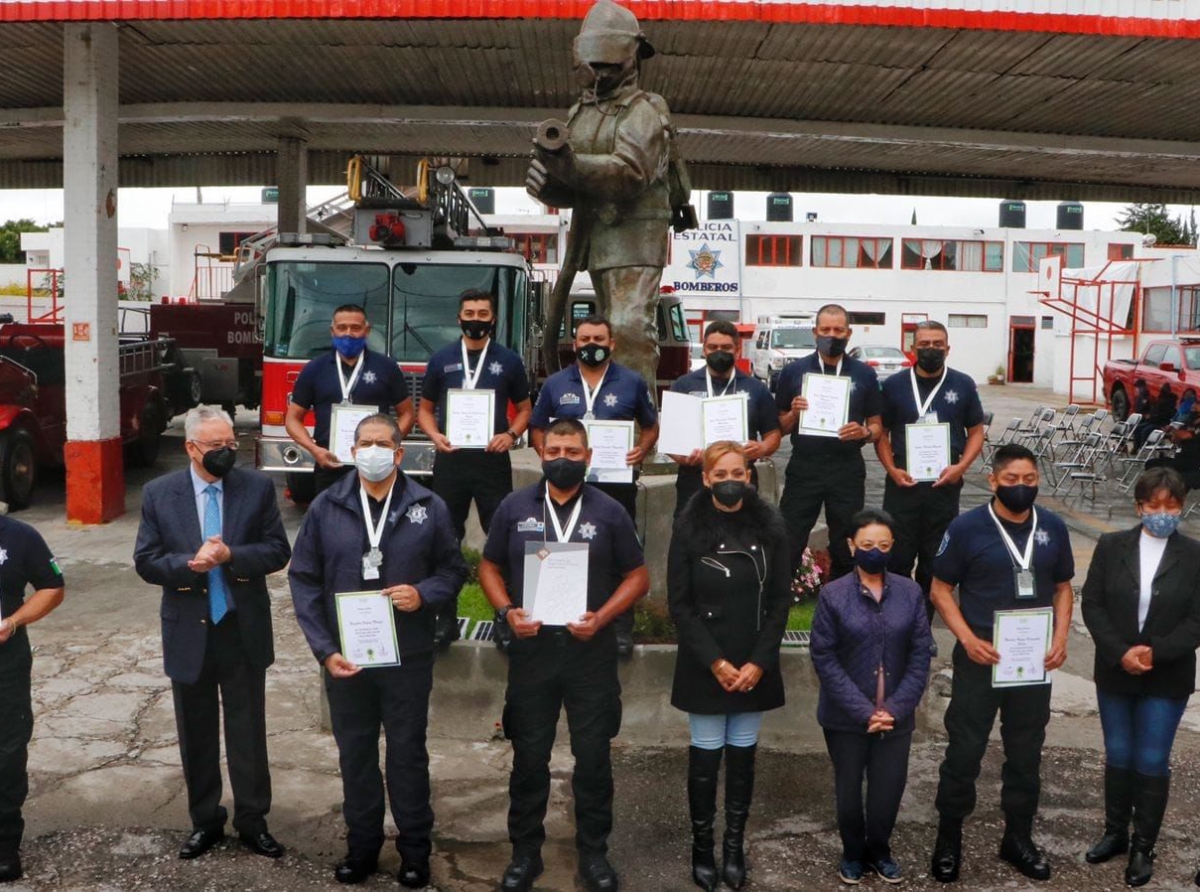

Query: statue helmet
left=573, top=0, right=655, bottom=68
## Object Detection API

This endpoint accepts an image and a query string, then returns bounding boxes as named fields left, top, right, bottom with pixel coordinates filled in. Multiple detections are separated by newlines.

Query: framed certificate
left=335, top=590, right=400, bottom=668
left=330, top=404, right=379, bottom=463
left=799, top=374, right=850, bottom=438
left=905, top=422, right=951, bottom=482
left=445, top=388, right=495, bottom=449
left=585, top=420, right=635, bottom=484
left=992, top=607, right=1053, bottom=687
left=523, top=542, right=589, bottom=626
left=701, top=394, right=749, bottom=445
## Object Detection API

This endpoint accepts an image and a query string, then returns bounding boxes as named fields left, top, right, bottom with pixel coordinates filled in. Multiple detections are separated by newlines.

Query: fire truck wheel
left=187, top=370, right=203, bottom=407
left=0, top=427, right=37, bottom=510
left=129, top=403, right=163, bottom=468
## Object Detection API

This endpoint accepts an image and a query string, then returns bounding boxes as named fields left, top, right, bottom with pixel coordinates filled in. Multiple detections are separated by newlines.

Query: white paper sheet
left=992, top=607, right=1052, bottom=687
left=523, top=542, right=589, bottom=626
left=585, top=420, right=635, bottom=485
left=335, top=590, right=400, bottom=668
left=446, top=388, right=495, bottom=449
left=799, top=374, right=850, bottom=438
left=330, top=404, right=379, bottom=463
left=905, top=422, right=951, bottom=482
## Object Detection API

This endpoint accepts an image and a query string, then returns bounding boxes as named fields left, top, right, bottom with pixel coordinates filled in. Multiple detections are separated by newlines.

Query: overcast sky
left=0, top=185, right=1194, bottom=233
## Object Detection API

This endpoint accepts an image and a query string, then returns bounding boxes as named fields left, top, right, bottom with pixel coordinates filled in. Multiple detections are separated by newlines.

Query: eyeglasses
left=190, top=439, right=239, bottom=451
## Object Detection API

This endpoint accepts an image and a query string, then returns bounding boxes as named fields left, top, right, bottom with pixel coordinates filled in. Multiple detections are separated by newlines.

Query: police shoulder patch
left=936, top=532, right=951, bottom=557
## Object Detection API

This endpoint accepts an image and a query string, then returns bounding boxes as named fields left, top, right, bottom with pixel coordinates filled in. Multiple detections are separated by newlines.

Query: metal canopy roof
left=4, top=8, right=1200, bottom=201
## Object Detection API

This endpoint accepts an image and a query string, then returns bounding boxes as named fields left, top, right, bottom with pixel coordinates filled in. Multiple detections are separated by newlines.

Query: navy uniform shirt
left=421, top=339, right=531, bottom=435
left=880, top=367, right=985, bottom=470
left=774, top=353, right=882, bottom=457
left=530, top=362, right=658, bottom=430
left=291, top=349, right=410, bottom=449
left=932, top=502, right=1074, bottom=632
left=0, top=516, right=64, bottom=635
left=670, top=367, right=779, bottom=481
left=484, top=482, right=644, bottom=616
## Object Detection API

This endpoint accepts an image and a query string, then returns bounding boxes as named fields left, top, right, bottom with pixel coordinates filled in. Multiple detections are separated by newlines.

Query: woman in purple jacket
left=810, top=509, right=932, bottom=885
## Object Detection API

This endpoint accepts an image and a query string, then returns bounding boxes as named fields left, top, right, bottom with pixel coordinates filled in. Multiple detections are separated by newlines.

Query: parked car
left=847, top=344, right=912, bottom=382
left=749, top=321, right=816, bottom=390
left=1103, top=339, right=1200, bottom=421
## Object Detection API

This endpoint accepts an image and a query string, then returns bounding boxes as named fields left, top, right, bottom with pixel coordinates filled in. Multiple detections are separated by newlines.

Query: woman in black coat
left=668, top=441, right=792, bottom=892
left=1081, top=467, right=1200, bottom=887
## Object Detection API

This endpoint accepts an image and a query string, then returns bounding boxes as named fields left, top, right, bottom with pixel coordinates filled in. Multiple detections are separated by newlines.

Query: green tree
left=0, top=219, right=50, bottom=263
left=1117, top=203, right=1193, bottom=246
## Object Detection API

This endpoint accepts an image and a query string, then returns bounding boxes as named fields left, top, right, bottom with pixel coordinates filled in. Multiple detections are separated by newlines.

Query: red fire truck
left=255, top=159, right=537, bottom=502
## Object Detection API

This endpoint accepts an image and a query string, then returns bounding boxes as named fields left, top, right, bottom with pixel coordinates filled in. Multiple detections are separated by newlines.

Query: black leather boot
left=999, top=814, right=1050, bottom=881
left=688, top=746, right=722, bottom=892
left=931, top=818, right=962, bottom=883
left=721, top=744, right=756, bottom=890
left=1086, top=766, right=1133, bottom=864
left=1126, top=773, right=1170, bottom=887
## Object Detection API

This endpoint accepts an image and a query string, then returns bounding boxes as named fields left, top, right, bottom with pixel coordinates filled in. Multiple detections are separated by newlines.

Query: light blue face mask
left=1141, top=511, right=1182, bottom=538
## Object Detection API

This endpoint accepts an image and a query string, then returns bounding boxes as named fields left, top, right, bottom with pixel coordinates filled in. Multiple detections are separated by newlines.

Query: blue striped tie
left=203, top=485, right=229, bottom=625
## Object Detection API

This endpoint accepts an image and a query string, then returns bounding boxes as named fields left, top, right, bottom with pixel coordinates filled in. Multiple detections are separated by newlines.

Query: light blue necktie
left=203, top=484, right=229, bottom=625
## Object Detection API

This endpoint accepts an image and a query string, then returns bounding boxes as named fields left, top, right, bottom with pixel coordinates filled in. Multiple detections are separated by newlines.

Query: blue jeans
left=1096, top=690, right=1188, bottom=777
left=689, top=713, right=763, bottom=750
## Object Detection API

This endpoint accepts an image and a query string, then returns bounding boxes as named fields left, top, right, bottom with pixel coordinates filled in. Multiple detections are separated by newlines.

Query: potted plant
left=987, top=365, right=1006, bottom=386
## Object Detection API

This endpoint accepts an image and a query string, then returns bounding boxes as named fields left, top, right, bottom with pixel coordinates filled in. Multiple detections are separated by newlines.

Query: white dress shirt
left=1138, top=530, right=1169, bottom=632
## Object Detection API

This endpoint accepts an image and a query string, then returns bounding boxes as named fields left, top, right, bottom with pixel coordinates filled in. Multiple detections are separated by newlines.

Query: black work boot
left=999, top=815, right=1050, bottom=881
left=687, top=746, right=723, bottom=892
left=0, top=849, right=21, bottom=884
left=1126, top=773, right=1170, bottom=887
left=1086, top=766, right=1133, bottom=864
left=721, top=744, right=756, bottom=890
left=930, top=818, right=962, bottom=883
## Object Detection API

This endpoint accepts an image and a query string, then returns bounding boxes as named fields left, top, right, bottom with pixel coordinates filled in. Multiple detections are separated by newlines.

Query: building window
left=901, top=239, right=1003, bottom=272
left=1041, top=316, right=1055, bottom=330
left=848, top=311, right=886, bottom=326
left=948, top=314, right=988, bottom=328
left=512, top=233, right=558, bottom=264
left=810, top=236, right=893, bottom=269
left=218, top=231, right=257, bottom=256
left=745, top=234, right=802, bottom=267
left=1014, top=241, right=1085, bottom=273
left=1108, top=243, right=1135, bottom=261
left=1141, top=287, right=1172, bottom=332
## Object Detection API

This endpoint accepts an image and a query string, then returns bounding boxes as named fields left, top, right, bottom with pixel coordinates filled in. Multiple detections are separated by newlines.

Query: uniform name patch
left=517, top=517, right=545, bottom=533
left=559, top=392, right=581, bottom=405
left=444, top=363, right=464, bottom=373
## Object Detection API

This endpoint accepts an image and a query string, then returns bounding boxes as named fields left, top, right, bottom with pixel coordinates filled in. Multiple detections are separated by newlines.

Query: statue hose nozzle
left=535, top=119, right=571, bottom=154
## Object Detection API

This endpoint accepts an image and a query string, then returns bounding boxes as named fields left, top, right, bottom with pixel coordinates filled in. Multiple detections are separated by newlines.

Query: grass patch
left=787, top=599, right=816, bottom=632
left=457, top=582, right=494, bottom=624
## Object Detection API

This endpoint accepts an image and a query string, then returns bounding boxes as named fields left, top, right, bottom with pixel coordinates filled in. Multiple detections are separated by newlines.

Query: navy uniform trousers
left=0, top=633, right=32, bottom=857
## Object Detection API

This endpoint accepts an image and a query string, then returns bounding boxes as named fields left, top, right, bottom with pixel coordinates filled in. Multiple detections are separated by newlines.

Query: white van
left=750, top=315, right=817, bottom=390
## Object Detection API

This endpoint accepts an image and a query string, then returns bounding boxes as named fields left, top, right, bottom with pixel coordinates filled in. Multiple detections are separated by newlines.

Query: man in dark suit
left=134, top=405, right=292, bottom=861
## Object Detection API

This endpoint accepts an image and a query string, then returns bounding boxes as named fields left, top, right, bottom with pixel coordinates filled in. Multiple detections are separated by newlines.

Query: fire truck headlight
left=435, top=166, right=456, bottom=186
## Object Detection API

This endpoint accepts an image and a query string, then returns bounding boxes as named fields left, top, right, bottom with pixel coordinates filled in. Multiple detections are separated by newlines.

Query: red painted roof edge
left=2, top=0, right=1199, bottom=39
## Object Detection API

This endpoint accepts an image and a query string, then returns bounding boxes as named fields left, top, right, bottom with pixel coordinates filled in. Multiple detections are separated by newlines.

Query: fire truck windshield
left=264, top=260, right=527, bottom=362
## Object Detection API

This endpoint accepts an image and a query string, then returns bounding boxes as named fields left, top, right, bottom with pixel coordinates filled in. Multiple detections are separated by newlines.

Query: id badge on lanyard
left=1016, top=569, right=1036, bottom=599
left=989, top=504, right=1039, bottom=600
left=911, top=369, right=946, bottom=426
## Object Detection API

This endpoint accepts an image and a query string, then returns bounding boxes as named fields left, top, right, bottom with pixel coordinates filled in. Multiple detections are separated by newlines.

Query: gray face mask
left=354, top=445, right=396, bottom=483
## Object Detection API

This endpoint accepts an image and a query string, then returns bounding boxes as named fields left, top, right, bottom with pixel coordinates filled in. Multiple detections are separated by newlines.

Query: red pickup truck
left=1103, top=339, right=1200, bottom=421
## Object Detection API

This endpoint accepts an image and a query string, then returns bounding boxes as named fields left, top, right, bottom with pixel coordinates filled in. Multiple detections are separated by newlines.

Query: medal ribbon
left=544, top=490, right=584, bottom=543
left=987, top=504, right=1037, bottom=571
left=909, top=367, right=947, bottom=419
left=359, top=480, right=396, bottom=559
left=460, top=338, right=491, bottom=391
left=337, top=351, right=366, bottom=403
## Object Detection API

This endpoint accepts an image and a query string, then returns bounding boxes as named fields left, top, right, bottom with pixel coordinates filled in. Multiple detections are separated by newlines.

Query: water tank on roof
left=766, top=192, right=794, bottom=222
left=1058, top=201, right=1084, bottom=230
left=467, top=187, right=495, bottom=215
left=999, top=200, right=1026, bottom=229
left=707, top=191, right=734, bottom=220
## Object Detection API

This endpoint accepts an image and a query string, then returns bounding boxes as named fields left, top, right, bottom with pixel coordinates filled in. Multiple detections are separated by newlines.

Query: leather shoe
left=334, top=853, right=378, bottom=885
left=399, top=858, right=430, bottom=888
left=930, top=821, right=961, bottom=883
left=0, top=853, right=21, bottom=883
left=999, top=833, right=1051, bottom=881
left=239, top=830, right=284, bottom=859
left=179, top=827, right=224, bottom=860
left=500, top=853, right=543, bottom=892
left=579, top=852, right=619, bottom=892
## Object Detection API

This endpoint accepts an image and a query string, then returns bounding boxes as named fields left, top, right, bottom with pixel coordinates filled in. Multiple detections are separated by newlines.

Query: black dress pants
left=314, top=464, right=354, bottom=497
left=882, top=478, right=963, bottom=611
left=0, top=633, right=33, bottom=856
left=172, top=612, right=272, bottom=836
left=824, top=729, right=913, bottom=863
left=325, top=652, right=435, bottom=861
left=935, top=641, right=1052, bottom=825
left=779, top=451, right=866, bottom=579
left=503, top=633, right=622, bottom=857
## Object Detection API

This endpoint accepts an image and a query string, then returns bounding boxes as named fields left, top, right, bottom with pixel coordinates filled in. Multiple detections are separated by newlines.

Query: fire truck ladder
left=1034, top=260, right=1151, bottom=405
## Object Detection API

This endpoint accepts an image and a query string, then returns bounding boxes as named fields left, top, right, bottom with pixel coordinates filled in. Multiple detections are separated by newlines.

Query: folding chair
left=1017, top=408, right=1055, bottom=447
left=983, top=417, right=1023, bottom=466
left=1029, top=424, right=1062, bottom=487
left=1061, top=432, right=1114, bottom=517
left=1115, top=428, right=1174, bottom=492
left=1050, top=404, right=1081, bottom=445
left=1052, top=431, right=1103, bottom=495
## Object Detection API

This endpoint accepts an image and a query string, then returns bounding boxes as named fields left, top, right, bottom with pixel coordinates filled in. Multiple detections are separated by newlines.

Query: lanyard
left=337, top=352, right=366, bottom=404
left=910, top=368, right=947, bottom=418
left=819, top=356, right=843, bottom=377
left=460, top=338, right=491, bottom=391
left=544, top=490, right=584, bottom=543
left=987, top=504, right=1037, bottom=571
left=359, top=480, right=396, bottom=556
left=706, top=368, right=736, bottom=398
left=582, top=366, right=609, bottom=416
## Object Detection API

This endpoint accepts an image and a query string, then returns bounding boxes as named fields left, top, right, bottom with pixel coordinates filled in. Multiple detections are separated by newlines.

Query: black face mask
left=705, top=350, right=735, bottom=375
left=816, top=335, right=848, bottom=358
left=916, top=348, right=947, bottom=374
left=201, top=446, right=236, bottom=479
left=460, top=319, right=492, bottom=341
left=994, top=484, right=1038, bottom=513
left=543, top=458, right=587, bottom=490
left=577, top=343, right=610, bottom=368
left=711, top=480, right=747, bottom=508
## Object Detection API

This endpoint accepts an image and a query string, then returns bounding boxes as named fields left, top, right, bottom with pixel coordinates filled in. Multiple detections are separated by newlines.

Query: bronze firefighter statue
left=527, top=0, right=696, bottom=398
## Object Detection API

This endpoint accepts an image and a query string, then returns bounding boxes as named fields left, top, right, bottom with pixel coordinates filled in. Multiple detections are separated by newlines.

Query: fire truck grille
left=406, top=371, right=425, bottom=411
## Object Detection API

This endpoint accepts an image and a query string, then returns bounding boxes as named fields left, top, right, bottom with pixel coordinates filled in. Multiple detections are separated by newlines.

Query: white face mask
left=354, top=445, right=397, bottom=482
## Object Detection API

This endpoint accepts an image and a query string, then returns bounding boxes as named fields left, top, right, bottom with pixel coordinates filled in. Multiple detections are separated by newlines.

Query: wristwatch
left=495, top=605, right=513, bottom=626
left=506, top=429, right=520, bottom=442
